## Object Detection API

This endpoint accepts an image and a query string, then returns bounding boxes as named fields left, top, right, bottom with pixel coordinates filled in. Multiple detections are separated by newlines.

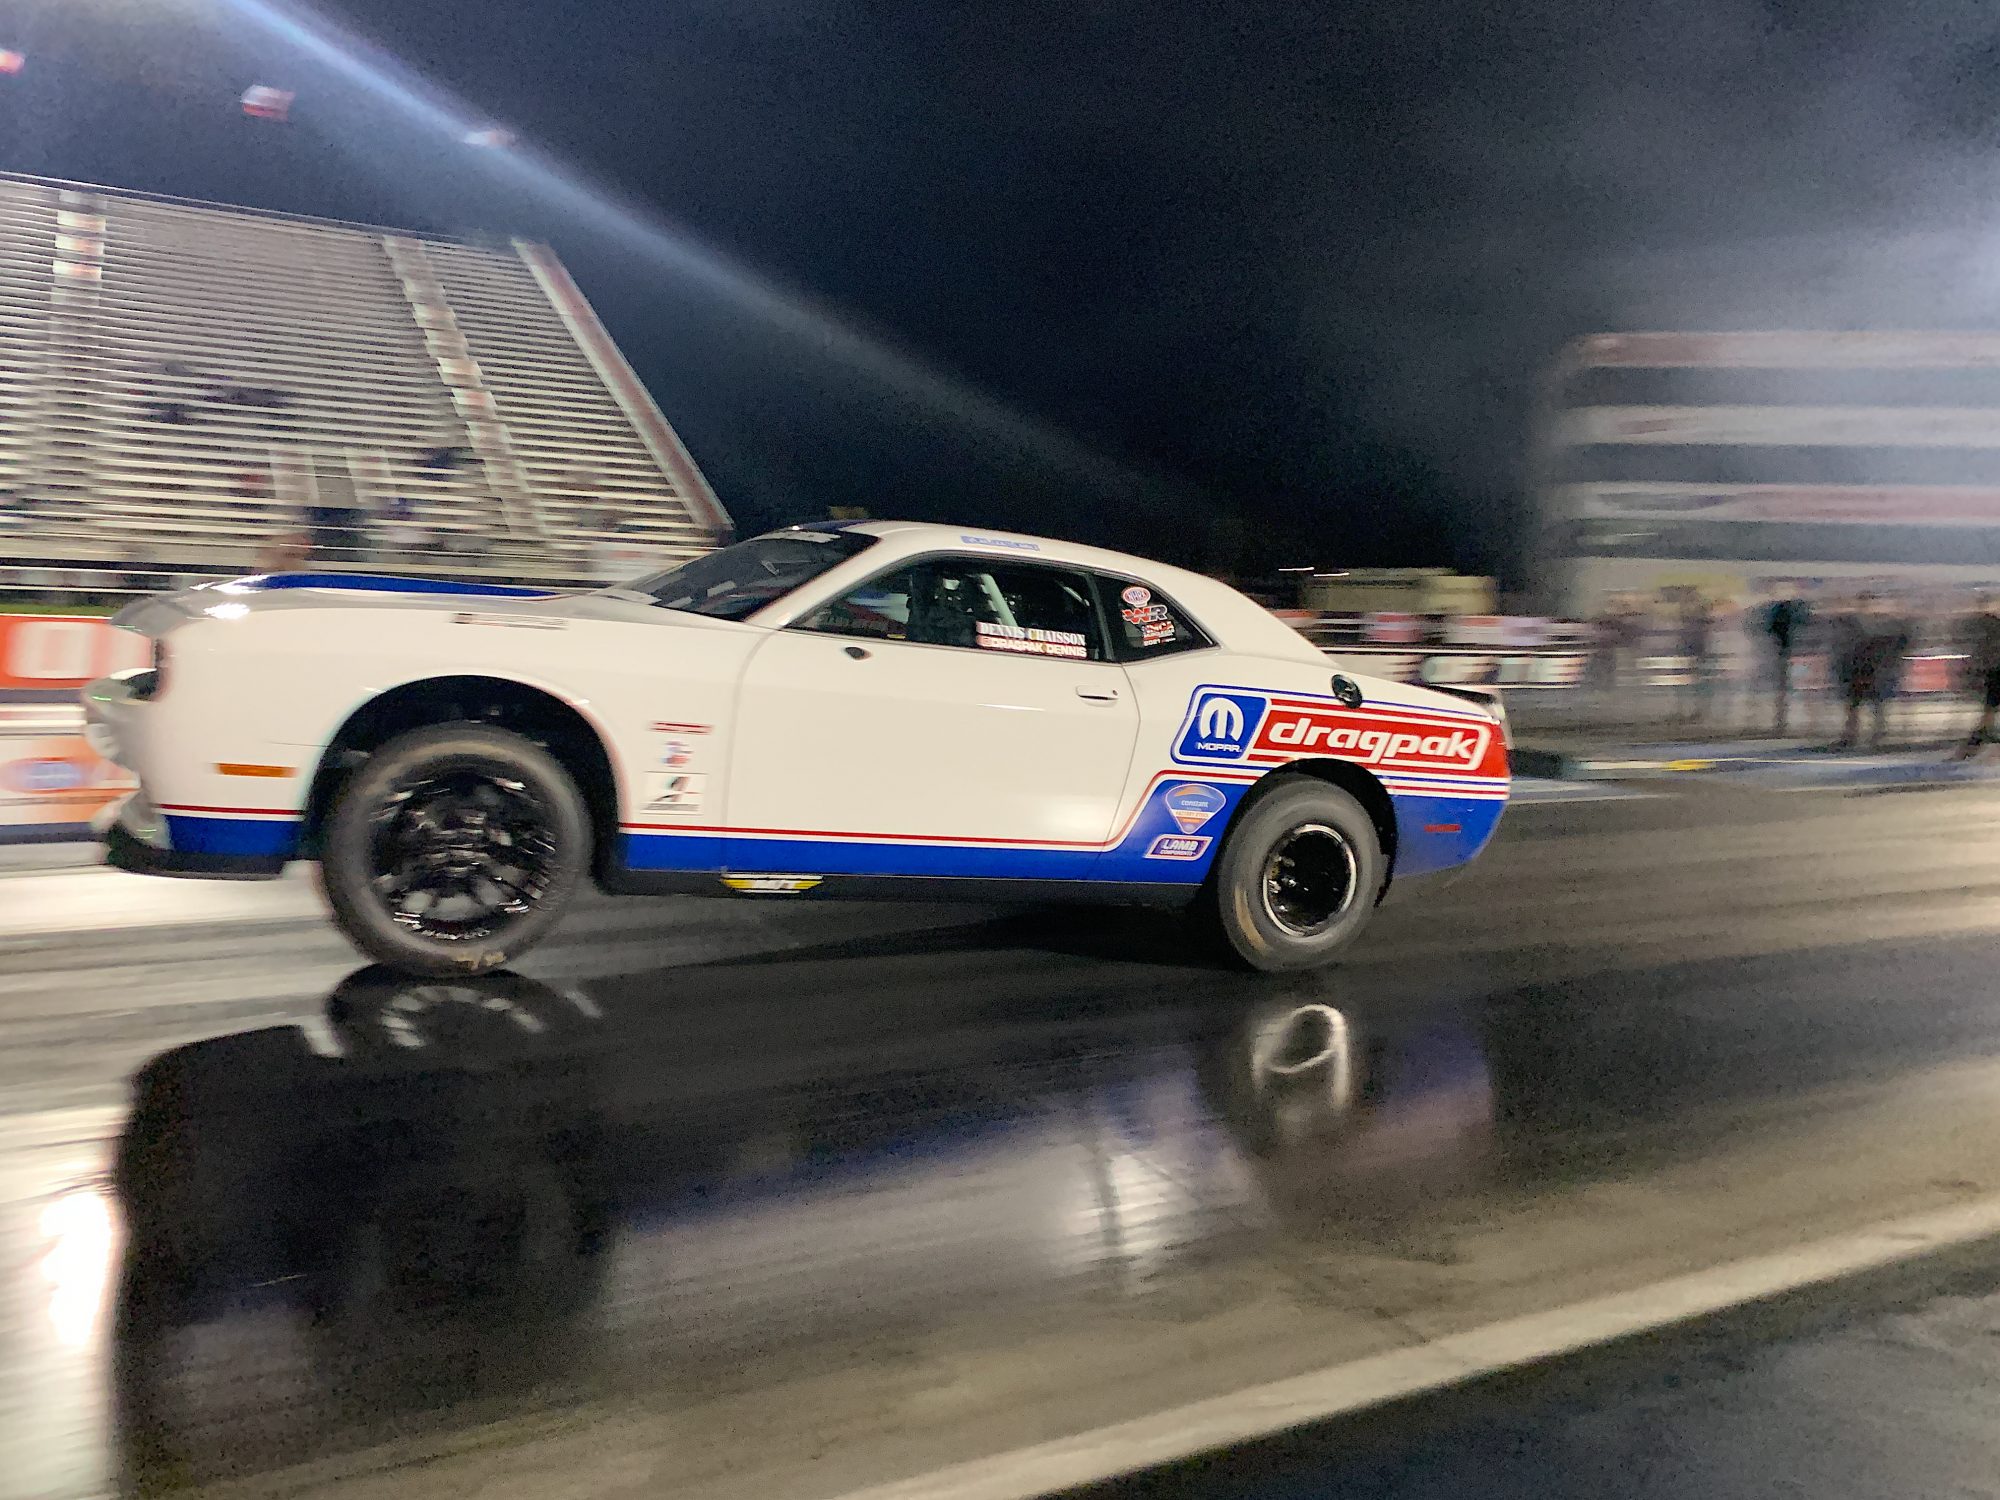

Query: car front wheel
left=320, top=723, right=589, bottom=976
left=1207, top=777, right=1385, bottom=971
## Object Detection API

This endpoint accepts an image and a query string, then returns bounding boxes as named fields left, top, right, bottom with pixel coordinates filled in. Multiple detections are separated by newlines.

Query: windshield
left=610, top=530, right=879, bottom=620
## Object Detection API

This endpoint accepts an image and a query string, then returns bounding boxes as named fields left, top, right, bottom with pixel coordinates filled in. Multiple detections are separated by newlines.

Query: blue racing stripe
left=619, top=832, right=726, bottom=871
left=164, top=814, right=301, bottom=859
left=227, top=573, right=561, bottom=598
left=619, top=780, right=1505, bottom=885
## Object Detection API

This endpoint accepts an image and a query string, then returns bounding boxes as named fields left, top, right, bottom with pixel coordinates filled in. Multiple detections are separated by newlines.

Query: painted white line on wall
left=828, top=1194, right=2000, bottom=1500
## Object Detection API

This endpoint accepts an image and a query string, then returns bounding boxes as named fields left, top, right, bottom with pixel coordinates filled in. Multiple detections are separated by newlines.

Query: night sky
left=6, top=0, right=2000, bottom=582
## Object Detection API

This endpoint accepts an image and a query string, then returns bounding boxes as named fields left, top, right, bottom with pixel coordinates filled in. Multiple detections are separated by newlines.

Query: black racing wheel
left=1205, top=777, right=1385, bottom=971
left=320, top=723, right=589, bottom=976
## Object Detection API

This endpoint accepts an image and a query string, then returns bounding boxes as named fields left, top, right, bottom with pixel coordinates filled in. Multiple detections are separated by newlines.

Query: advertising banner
left=1561, top=483, right=2000, bottom=528
left=1575, top=332, right=2000, bottom=371
left=0, top=614, right=147, bottom=694
left=0, top=614, right=141, bottom=842
left=1332, top=647, right=1592, bottom=689
left=0, top=731, right=132, bottom=842
left=1564, top=405, right=2000, bottom=449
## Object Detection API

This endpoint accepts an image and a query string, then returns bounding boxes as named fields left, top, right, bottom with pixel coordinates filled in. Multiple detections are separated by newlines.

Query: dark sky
left=6, top=0, right=2000, bottom=582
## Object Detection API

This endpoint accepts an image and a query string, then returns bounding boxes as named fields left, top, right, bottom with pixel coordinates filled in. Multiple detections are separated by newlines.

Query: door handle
left=1075, top=685, right=1120, bottom=702
left=844, top=645, right=871, bottom=660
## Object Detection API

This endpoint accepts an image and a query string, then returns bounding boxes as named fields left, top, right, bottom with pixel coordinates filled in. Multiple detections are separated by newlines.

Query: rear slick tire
left=320, top=723, right=589, bottom=978
left=1208, top=777, right=1385, bottom=972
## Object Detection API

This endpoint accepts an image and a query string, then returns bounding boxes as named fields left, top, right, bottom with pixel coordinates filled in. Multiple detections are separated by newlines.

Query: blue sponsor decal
left=958, top=533, right=1039, bottom=551
left=1173, top=688, right=1268, bottom=764
left=1162, top=782, right=1226, bottom=833
left=1145, top=834, right=1212, bottom=860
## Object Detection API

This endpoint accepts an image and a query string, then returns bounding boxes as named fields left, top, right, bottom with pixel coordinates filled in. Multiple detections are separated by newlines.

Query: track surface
left=6, top=777, right=2000, bottom=1499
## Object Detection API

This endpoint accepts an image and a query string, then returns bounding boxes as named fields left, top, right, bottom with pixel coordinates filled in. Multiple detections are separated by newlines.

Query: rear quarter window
left=1099, top=577, right=1213, bottom=660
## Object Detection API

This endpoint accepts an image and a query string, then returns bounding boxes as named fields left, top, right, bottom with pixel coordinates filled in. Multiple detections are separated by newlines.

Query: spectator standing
left=1676, top=591, right=1714, bottom=723
left=1762, top=588, right=1811, bottom=735
left=1832, top=595, right=1901, bottom=750
left=1589, top=597, right=1629, bottom=706
left=1956, top=593, right=2000, bottom=758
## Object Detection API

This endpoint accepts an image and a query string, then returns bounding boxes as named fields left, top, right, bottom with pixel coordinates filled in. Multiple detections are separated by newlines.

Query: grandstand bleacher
left=0, top=171, right=730, bottom=598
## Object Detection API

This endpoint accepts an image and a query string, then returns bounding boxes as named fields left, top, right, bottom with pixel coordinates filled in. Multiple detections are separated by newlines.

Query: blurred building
left=0, top=171, right=730, bottom=584
left=1297, top=567, right=1495, bottom=616
left=1536, top=331, right=2000, bottom=612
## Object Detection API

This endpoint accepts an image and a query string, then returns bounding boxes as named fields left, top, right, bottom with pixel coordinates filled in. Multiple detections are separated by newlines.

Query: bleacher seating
left=0, top=171, right=730, bottom=592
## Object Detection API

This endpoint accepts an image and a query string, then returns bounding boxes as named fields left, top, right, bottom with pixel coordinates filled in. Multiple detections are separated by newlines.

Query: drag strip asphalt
left=5, top=779, right=2000, bottom=1500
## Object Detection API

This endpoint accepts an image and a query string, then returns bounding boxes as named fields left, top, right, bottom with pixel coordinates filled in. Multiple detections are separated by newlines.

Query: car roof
left=787, top=520, right=1325, bottom=664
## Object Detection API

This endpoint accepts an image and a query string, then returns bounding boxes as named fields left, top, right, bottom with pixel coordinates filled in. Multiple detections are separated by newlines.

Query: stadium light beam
left=218, top=0, right=1161, bottom=500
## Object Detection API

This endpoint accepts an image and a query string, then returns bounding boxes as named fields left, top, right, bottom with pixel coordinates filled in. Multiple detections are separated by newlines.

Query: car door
left=725, top=555, right=1140, bottom=879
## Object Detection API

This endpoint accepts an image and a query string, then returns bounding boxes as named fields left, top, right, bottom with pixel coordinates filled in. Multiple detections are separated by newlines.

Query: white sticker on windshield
left=788, top=532, right=841, bottom=543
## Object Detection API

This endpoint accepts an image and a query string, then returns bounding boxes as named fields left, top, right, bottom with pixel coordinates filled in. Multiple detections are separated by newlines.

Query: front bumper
left=101, top=798, right=287, bottom=880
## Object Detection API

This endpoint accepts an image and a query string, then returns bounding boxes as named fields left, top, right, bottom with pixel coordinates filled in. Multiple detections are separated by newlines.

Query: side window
left=798, top=558, right=1107, bottom=661
left=1099, top=576, right=1212, bottom=660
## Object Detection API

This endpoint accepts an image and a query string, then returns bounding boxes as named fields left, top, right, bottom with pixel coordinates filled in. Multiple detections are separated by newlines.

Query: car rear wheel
left=321, top=724, right=589, bottom=977
left=1207, top=777, right=1384, bottom=971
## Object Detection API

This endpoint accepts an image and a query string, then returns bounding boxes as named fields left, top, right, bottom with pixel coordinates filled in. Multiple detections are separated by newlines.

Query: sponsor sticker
left=1173, top=689, right=1269, bottom=763
left=1253, top=711, right=1488, bottom=770
left=0, top=757, right=88, bottom=794
left=1172, top=686, right=1495, bottom=773
left=1122, top=603, right=1169, bottom=624
left=959, top=533, right=1039, bottom=551
left=1163, top=783, right=1226, bottom=834
left=1121, top=585, right=1151, bottom=607
left=974, top=620, right=1089, bottom=659
left=642, top=771, right=706, bottom=814
left=650, top=721, right=712, bottom=734
left=658, top=741, right=692, bottom=768
left=1146, top=834, right=1212, bottom=860
left=1141, top=619, right=1177, bottom=644
left=721, top=875, right=824, bottom=893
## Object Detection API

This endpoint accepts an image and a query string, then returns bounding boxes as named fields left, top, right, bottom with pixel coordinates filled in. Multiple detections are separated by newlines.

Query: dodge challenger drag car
left=84, top=522, right=1509, bottom=976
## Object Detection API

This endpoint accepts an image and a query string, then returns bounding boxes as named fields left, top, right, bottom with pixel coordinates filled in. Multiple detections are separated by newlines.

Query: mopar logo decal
left=1173, top=689, right=1267, bottom=763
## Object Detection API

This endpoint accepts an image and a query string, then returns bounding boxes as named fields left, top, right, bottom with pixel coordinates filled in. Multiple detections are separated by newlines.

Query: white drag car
left=84, top=522, right=1509, bottom=975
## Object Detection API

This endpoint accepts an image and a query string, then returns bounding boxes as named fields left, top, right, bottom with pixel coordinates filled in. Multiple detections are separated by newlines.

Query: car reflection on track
left=109, top=965, right=1496, bottom=1489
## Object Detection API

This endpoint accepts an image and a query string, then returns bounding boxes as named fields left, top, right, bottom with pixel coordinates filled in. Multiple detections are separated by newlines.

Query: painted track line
left=827, top=1194, right=2000, bottom=1500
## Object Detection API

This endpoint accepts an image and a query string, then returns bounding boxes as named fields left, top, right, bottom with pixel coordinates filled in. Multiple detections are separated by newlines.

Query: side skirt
left=594, top=867, right=1201, bottom=906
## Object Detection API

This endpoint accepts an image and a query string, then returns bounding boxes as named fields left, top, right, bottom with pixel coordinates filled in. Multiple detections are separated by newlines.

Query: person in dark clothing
left=1676, top=592, right=1714, bottom=723
left=1956, top=594, right=2000, bottom=758
left=1763, top=590, right=1810, bottom=734
left=1832, top=595, right=1903, bottom=751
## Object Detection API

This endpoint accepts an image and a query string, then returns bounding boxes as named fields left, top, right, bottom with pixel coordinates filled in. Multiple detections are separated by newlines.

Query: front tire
left=1208, top=777, right=1385, bottom=972
left=321, top=724, right=589, bottom=976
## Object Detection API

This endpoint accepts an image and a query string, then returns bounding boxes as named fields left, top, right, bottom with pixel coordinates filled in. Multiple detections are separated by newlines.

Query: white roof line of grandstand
left=0, top=167, right=498, bottom=247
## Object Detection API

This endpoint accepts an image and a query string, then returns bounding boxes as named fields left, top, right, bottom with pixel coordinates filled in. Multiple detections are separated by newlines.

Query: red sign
left=0, top=616, right=148, bottom=693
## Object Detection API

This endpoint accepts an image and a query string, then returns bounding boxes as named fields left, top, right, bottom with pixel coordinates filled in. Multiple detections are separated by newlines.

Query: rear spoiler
left=1425, top=683, right=1510, bottom=745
